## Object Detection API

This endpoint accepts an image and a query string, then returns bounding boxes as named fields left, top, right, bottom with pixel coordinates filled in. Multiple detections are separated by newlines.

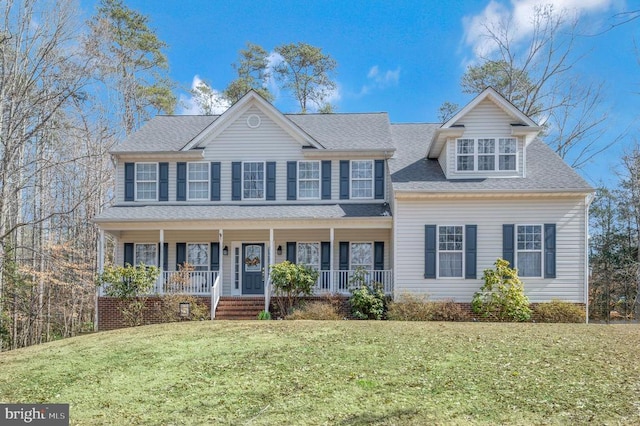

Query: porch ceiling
left=94, top=203, right=392, bottom=231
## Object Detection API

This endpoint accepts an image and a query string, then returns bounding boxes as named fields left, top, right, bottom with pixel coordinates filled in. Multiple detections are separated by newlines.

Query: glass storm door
left=242, top=243, right=264, bottom=295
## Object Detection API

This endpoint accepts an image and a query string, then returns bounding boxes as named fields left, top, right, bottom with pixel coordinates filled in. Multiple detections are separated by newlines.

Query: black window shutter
left=266, top=161, right=276, bottom=200
left=163, top=243, right=168, bottom=271
left=374, top=160, right=384, bottom=199
left=210, top=242, right=220, bottom=271
left=158, top=162, right=169, bottom=201
left=124, top=243, right=134, bottom=266
left=211, top=162, right=221, bottom=201
left=424, top=225, right=436, bottom=278
left=339, top=160, right=350, bottom=199
left=124, top=163, right=135, bottom=201
left=465, top=225, right=477, bottom=279
left=286, top=242, right=297, bottom=263
left=374, top=241, right=384, bottom=270
left=321, top=160, right=331, bottom=200
left=176, top=243, right=186, bottom=269
left=321, top=242, right=331, bottom=270
left=544, top=224, right=556, bottom=278
left=503, top=224, right=515, bottom=267
left=232, top=162, right=241, bottom=200
left=339, top=242, right=349, bottom=270
left=287, top=161, right=297, bottom=200
left=176, top=162, right=186, bottom=201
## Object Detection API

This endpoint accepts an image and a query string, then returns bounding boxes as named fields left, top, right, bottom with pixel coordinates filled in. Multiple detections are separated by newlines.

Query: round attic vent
left=246, top=114, right=261, bottom=128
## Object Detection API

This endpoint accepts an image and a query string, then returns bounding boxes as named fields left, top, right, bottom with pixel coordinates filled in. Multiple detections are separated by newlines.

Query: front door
left=242, top=243, right=264, bottom=295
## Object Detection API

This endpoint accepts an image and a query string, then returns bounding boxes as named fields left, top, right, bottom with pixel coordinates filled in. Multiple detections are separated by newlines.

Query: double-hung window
left=438, top=226, right=463, bottom=277
left=456, top=138, right=517, bottom=172
left=517, top=225, right=542, bottom=277
left=351, top=160, right=373, bottom=199
left=135, top=163, right=157, bottom=200
left=135, top=243, right=157, bottom=266
left=243, top=162, right=264, bottom=199
left=297, top=242, right=320, bottom=270
left=187, top=243, right=208, bottom=271
left=351, top=242, right=373, bottom=271
left=298, top=161, right=320, bottom=199
left=187, top=162, right=209, bottom=200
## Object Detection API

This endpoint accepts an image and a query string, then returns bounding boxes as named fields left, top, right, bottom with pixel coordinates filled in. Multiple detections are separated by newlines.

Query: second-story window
left=456, top=138, right=518, bottom=172
left=188, top=162, right=209, bottom=200
left=351, top=160, right=373, bottom=199
left=243, top=162, right=264, bottom=199
left=298, top=161, right=320, bottom=199
left=136, top=163, right=157, bottom=201
left=499, top=138, right=517, bottom=170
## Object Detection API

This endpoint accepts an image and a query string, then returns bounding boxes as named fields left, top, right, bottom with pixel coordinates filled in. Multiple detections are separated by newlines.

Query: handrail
left=211, top=274, right=221, bottom=319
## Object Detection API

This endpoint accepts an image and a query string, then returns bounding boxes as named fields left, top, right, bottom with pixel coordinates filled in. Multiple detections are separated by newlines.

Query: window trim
left=242, top=161, right=266, bottom=200
left=516, top=224, right=543, bottom=278
left=134, top=242, right=157, bottom=267
left=296, top=241, right=321, bottom=270
left=436, top=225, right=464, bottom=279
left=350, top=241, right=374, bottom=271
left=135, top=162, right=158, bottom=201
left=186, top=242, right=209, bottom=271
left=186, top=162, right=210, bottom=201
left=350, top=160, right=374, bottom=199
left=297, top=160, right=321, bottom=200
left=455, top=138, right=518, bottom=173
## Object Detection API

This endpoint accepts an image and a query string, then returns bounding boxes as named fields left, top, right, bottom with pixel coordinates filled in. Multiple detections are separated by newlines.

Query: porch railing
left=313, top=269, right=393, bottom=295
left=161, top=271, right=220, bottom=295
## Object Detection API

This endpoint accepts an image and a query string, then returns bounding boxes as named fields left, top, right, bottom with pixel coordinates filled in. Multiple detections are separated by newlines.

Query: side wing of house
left=390, top=88, right=593, bottom=304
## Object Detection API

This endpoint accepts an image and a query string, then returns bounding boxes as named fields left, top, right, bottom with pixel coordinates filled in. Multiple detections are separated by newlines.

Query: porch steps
left=214, top=297, right=265, bottom=320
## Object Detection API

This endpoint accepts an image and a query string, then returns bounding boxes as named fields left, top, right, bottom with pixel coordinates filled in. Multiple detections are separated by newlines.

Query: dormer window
left=456, top=138, right=517, bottom=172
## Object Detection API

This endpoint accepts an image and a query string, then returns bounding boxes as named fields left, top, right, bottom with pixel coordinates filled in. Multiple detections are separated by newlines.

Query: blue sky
left=79, top=0, right=638, bottom=185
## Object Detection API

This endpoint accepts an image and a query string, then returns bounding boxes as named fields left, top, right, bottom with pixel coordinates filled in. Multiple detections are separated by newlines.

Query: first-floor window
left=187, top=243, right=208, bottom=271
left=243, top=162, right=264, bottom=199
left=517, top=225, right=542, bottom=277
left=351, top=242, right=373, bottom=271
left=438, top=226, right=463, bottom=277
left=135, top=243, right=157, bottom=266
left=297, top=242, right=320, bottom=270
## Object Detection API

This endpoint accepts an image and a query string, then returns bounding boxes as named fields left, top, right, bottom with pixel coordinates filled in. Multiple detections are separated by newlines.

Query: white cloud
left=178, top=75, right=230, bottom=115
left=462, top=0, right=615, bottom=59
left=358, top=65, right=401, bottom=96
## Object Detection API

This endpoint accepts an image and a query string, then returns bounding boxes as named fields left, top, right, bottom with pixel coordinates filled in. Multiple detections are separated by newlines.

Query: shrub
left=257, top=310, right=272, bottom=320
left=270, top=261, right=319, bottom=316
left=287, top=302, right=342, bottom=320
left=349, top=269, right=387, bottom=320
left=471, top=258, right=532, bottom=322
left=533, top=300, right=585, bottom=323
left=157, top=294, right=210, bottom=322
left=387, top=294, right=469, bottom=321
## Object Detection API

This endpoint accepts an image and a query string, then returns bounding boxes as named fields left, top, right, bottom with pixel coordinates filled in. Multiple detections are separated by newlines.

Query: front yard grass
left=0, top=321, right=639, bottom=425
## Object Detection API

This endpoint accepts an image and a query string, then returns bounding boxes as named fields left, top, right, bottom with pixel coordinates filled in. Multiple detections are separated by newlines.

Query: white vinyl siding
left=135, top=163, right=157, bottom=201
left=298, top=161, right=320, bottom=199
left=394, top=197, right=588, bottom=303
left=187, top=162, right=209, bottom=200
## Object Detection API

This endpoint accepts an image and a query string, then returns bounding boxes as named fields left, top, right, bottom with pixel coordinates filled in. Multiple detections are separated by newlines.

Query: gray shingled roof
left=287, top=113, right=394, bottom=150
left=113, top=115, right=219, bottom=153
left=389, top=123, right=593, bottom=193
left=94, top=203, right=392, bottom=223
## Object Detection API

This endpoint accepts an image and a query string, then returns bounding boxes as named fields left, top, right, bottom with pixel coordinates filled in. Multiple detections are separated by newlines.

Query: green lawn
left=0, top=321, right=638, bottom=425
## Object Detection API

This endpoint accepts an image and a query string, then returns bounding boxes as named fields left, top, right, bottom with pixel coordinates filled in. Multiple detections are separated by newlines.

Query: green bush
left=387, top=294, right=469, bottom=321
left=533, top=300, right=585, bottom=323
left=270, top=261, right=319, bottom=316
left=349, top=269, right=387, bottom=320
left=471, top=258, right=532, bottom=322
left=287, top=302, right=342, bottom=320
left=257, top=310, right=272, bottom=320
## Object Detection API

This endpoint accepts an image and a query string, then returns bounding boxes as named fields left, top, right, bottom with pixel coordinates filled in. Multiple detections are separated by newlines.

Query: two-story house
left=94, top=88, right=593, bottom=327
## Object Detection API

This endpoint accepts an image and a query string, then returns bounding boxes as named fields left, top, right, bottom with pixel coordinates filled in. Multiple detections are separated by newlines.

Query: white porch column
left=218, top=229, right=224, bottom=290
left=267, top=228, right=274, bottom=312
left=330, top=227, right=335, bottom=293
left=96, top=229, right=105, bottom=332
left=158, top=229, right=164, bottom=294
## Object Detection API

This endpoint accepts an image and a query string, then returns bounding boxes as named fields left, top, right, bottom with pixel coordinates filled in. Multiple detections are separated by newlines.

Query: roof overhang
left=427, top=127, right=466, bottom=159
left=111, top=151, right=205, bottom=160
left=394, top=189, right=594, bottom=201
left=303, top=148, right=396, bottom=159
